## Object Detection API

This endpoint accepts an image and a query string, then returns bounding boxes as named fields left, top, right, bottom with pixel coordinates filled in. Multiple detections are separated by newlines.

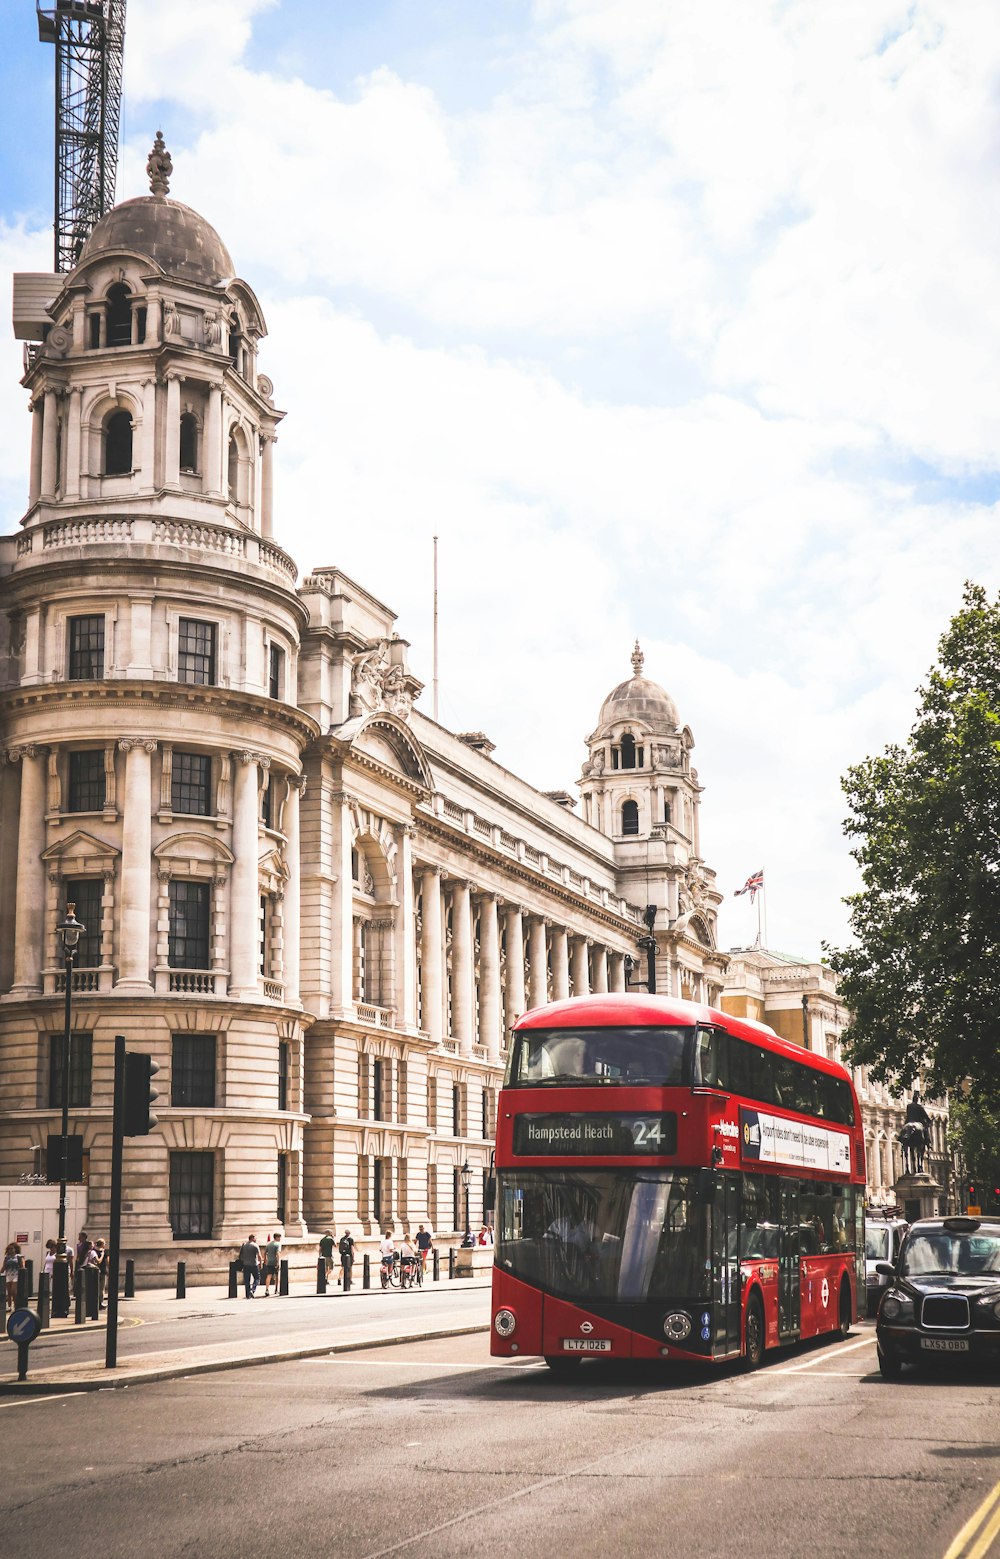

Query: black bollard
left=124, top=1258, right=135, bottom=1299
left=362, top=1253, right=371, bottom=1290
left=85, top=1263, right=100, bottom=1320
left=448, top=1247, right=456, bottom=1280
left=24, top=1259, right=34, bottom=1300
left=52, top=1258, right=70, bottom=1320
left=16, top=1267, right=29, bottom=1307
left=343, top=1261, right=351, bottom=1293
left=432, top=1247, right=440, bottom=1282
left=279, top=1258, right=289, bottom=1296
left=74, top=1270, right=86, bottom=1325
left=38, top=1272, right=51, bottom=1331
left=228, top=1260, right=239, bottom=1299
left=317, top=1257, right=327, bottom=1294
left=176, top=1260, right=186, bottom=1299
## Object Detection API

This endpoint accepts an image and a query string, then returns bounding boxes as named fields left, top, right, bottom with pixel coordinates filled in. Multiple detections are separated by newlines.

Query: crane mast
left=37, top=0, right=127, bottom=273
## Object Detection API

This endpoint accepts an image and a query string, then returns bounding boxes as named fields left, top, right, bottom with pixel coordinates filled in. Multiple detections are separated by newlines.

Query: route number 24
left=631, top=1117, right=666, bottom=1147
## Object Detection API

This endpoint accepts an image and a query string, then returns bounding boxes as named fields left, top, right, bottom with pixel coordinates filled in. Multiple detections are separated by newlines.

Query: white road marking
left=0, top=1392, right=78, bottom=1409
left=305, top=1357, right=543, bottom=1371
left=772, top=1334, right=876, bottom=1374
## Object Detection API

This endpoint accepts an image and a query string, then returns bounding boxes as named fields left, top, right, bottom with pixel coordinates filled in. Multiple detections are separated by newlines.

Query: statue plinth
left=895, top=1172, right=943, bottom=1222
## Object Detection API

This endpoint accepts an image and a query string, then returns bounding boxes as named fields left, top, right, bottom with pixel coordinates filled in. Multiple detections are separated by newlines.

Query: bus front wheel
left=743, top=1295, right=765, bottom=1369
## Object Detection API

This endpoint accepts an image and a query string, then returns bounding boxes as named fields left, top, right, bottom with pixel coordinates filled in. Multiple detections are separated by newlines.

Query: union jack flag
left=734, top=869, right=764, bottom=902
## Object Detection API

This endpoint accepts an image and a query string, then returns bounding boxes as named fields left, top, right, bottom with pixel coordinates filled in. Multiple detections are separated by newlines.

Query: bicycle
left=380, top=1252, right=400, bottom=1289
left=400, top=1255, right=422, bottom=1289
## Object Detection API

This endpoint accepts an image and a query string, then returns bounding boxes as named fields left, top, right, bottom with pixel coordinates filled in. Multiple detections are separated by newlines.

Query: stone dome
left=596, top=642, right=680, bottom=733
left=78, top=195, right=234, bottom=287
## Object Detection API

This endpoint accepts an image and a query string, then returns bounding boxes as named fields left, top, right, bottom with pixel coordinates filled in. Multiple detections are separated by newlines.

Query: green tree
left=949, top=1096, right=1000, bottom=1213
left=828, top=583, right=1000, bottom=1107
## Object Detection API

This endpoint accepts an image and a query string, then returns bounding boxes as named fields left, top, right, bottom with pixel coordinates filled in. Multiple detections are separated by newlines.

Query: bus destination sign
left=513, top=1112, right=677, bottom=1157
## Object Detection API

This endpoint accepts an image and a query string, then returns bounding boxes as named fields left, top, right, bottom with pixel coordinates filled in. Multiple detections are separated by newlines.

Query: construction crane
left=37, top=0, right=127, bottom=273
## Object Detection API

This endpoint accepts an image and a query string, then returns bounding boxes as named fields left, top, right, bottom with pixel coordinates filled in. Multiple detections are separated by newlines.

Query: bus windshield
left=505, top=1026, right=691, bottom=1088
left=497, top=1169, right=711, bottom=1302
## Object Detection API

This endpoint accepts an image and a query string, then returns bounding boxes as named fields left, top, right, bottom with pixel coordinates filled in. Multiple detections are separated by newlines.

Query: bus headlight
left=494, top=1308, right=517, bottom=1338
left=663, top=1311, right=691, bottom=1341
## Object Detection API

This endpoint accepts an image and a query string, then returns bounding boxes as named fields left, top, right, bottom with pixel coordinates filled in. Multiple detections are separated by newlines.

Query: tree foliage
left=827, top=583, right=1000, bottom=1107
left=948, top=1096, right=1000, bottom=1212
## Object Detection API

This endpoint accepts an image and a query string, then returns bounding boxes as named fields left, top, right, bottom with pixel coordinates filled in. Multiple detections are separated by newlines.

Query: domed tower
left=579, top=643, right=726, bottom=1004
left=0, top=137, right=319, bottom=1272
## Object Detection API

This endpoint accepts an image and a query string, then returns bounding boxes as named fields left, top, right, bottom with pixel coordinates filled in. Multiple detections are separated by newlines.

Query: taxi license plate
left=562, top=1338, right=612, bottom=1352
left=920, top=1337, right=969, bottom=1352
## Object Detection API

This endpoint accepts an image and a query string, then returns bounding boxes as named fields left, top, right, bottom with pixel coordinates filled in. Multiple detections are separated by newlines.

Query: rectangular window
left=171, top=752, right=212, bottom=816
left=64, top=877, right=102, bottom=967
left=170, top=1034, right=216, bottom=1108
left=67, top=750, right=105, bottom=812
left=277, top=1152, right=288, bottom=1225
left=482, top=1088, right=489, bottom=1138
left=278, top=1042, right=290, bottom=1112
left=427, top=1075, right=438, bottom=1132
left=453, top=1167, right=461, bottom=1232
left=259, top=896, right=268, bottom=974
left=48, top=1033, right=93, bottom=1108
left=374, top=1058, right=386, bottom=1121
left=373, top=1158, right=385, bottom=1225
left=68, top=615, right=105, bottom=680
left=168, top=1151, right=214, bottom=1240
left=452, top=1083, right=461, bottom=1137
left=177, top=618, right=217, bottom=686
left=262, top=778, right=273, bottom=830
left=168, top=881, right=210, bottom=969
left=268, top=644, right=284, bottom=701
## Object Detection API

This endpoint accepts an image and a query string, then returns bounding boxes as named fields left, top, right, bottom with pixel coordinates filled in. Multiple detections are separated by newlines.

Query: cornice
left=0, top=680, right=321, bottom=748
left=309, top=734, right=430, bottom=801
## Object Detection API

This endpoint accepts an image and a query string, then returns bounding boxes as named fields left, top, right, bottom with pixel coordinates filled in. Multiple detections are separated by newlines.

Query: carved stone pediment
left=42, top=829, right=120, bottom=875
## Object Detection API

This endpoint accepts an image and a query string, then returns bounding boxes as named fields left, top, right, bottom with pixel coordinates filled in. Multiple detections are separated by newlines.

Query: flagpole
left=760, top=877, right=767, bottom=951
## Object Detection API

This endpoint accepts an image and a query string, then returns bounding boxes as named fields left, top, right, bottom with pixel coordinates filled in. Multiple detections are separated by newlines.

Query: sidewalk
left=1, top=1273, right=493, bottom=1397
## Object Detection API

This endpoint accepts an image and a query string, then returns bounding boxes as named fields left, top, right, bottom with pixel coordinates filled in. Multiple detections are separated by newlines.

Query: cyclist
left=379, top=1229, right=396, bottom=1289
left=400, top=1234, right=419, bottom=1287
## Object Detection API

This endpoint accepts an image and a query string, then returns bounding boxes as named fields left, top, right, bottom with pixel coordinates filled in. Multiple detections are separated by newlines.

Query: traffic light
left=123, top=1052, right=159, bottom=1136
left=968, top=1182, right=977, bottom=1206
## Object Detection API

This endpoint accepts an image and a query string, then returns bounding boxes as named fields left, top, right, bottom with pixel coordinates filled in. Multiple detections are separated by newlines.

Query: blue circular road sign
left=6, top=1308, right=41, bottom=1345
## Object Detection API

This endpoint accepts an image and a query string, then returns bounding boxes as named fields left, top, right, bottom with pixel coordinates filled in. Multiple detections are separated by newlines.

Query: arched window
left=227, top=432, right=239, bottom=504
left=621, top=800, right=639, bottom=836
left=228, top=313, right=242, bottom=365
left=620, top=733, right=637, bottom=769
left=179, top=413, right=199, bottom=473
left=104, top=409, right=133, bottom=475
left=106, top=283, right=132, bottom=347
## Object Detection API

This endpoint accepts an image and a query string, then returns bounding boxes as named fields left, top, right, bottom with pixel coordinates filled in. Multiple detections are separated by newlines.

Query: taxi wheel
left=743, top=1295, right=765, bottom=1369
left=544, top=1354, right=582, bottom=1376
left=877, top=1347, right=902, bottom=1380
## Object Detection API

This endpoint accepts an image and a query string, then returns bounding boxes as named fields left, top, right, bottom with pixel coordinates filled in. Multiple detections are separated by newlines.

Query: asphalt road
left=3, top=1323, right=999, bottom=1559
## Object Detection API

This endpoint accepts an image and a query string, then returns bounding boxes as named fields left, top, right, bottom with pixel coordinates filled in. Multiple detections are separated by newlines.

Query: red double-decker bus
left=490, top=993, right=865, bottom=1371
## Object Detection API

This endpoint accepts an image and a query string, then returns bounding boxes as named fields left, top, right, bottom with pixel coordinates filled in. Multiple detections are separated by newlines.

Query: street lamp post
left=53, top=904, right=85, bottom=1319
left=460, top=1159, right=473, bottom=1247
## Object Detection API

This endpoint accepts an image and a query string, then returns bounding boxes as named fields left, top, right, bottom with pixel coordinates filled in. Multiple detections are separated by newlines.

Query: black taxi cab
left=875, top=1216, right=1000, bottom=1379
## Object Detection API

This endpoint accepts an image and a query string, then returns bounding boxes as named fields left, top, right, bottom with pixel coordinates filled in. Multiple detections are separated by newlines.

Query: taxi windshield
left=900, top=1228, right=1000, bottom=1278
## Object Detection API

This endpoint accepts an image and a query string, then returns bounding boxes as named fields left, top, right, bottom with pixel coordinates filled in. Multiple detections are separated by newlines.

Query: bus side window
left=727, top=1034, right=750, bottom=1098
left=773, top=1056, right=797, bottom=1109
left=695, top=1028, right=717, bottom=1086
left=748, top=1046, right=774, bottom=1107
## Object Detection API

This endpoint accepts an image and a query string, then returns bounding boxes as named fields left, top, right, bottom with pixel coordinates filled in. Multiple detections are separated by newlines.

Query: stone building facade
left=721, top=948, right=954, bottom=1213
left=0, top=151, right=728, bottom=1275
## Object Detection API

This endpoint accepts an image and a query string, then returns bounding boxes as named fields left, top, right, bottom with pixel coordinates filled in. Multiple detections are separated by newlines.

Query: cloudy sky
left=1, top=0, right=997, bottom=958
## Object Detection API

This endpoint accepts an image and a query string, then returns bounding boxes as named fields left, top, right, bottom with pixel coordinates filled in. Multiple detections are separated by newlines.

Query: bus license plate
left=920, top=1337, right=969, bottom=1352
left=562, top=1338, right=611, bottom=1352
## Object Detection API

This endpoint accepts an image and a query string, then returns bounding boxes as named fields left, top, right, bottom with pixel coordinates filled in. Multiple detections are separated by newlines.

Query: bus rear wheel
left=743, top=1296, right=765, bottom=1369
left=544, top=1354, right=582, bottom=1377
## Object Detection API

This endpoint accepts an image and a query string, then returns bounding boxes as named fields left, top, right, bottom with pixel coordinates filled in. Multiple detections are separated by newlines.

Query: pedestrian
left=477, top=1224, right=494, bottom=1247
left=75, top=1229, right=89, bottom=1266
left=238, top=1233, right=261, bottom=1298
left=338, top=1229, right=355, bottom=1287
left=415, top=1223, right=433, bottom=1273
left=42, top=1239, right=58, bottom=1280
left=262, top=1232, right=281, bottom=1295
left=3, top=1242, right=23, bottom=1314
left=93, top=1238, right=109, bottom=1308
left=319, top=1230, right=335, bottom=1281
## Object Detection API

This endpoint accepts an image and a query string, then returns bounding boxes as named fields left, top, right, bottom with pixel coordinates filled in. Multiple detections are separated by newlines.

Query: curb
left=0, top=1323, right=491, bottom=1398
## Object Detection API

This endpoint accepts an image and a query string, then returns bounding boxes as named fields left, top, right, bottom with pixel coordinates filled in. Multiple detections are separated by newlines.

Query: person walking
left=415, top=1224, right=433, bottom=1273
left=93, top=1238, right=109, bottom=1308
left=319, top=1231, right=335, bottom=1283
left=262, top=1232, right=281, bottom=1296
left=238, top=1234, right=261, bottom=1298
left=338, top=1229, right=355, bottom=1287
left=3, top=1242, right=23, bottom=1315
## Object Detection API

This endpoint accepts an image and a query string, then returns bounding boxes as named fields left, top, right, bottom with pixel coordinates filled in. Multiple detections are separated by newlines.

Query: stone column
left=282, top=775, right=304, bottom=1007
left=139, top=379, right=157, bottom=491
left=204, top=384, right=223, bottom=495
left=419, top=865, right=443, bottom=1044
left=164, top=374, right=181, bottom=487
left=608, top=951, right=626, bottom=993
left=64, top=387, right=82, bottom=501
left=527, top=916, right=548, bottom=1010
left=116, top=738, right=156, bottom=992
left=261, top=434, right=275, bottom=539
left=40, top=390, right=59, bottom=499
left=503, top=904, right=525, bottom=1035
left=394, top=823, right=417, bottom=1029
left=570, top=935, right=590, bottom=997
left=9, top=746, right=47, bottom=995
left=592, top=945, right=609, bottom=993
left=28, top=400, right=43, bottom=506
left=550, top=926, right=570, bottom=1000
left=229, top=751, right=263, bottom=997
left=477, top=891, right=501, bottom=1062
left=329, top=790, right=356, bottom=1014
left=450, top=880, right=473, bottom=1055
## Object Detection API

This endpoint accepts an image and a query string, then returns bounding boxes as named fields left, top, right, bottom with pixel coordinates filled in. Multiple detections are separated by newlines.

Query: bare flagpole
left=433, top=535, right=439, bottom=722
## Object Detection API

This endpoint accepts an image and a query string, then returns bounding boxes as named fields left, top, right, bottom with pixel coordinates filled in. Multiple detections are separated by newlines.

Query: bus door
left=778, top=1182, right=800, bottom=1341
left=710, top=1172, right=742, bottom=1356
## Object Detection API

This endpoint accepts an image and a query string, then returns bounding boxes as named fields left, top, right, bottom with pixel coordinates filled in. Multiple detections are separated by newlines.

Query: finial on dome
left=147, top=131, right=173, bottom=196
left=631, top=640, right=644, bottom=676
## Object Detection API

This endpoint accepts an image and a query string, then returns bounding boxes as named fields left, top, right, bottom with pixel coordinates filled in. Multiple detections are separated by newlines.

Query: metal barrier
left=37, top=1271, right=51, bottom=1330
left=74, top=1270, right=85, bottom=1324
left=343, top=1260, right=352, bottom=1292
left=228, top=1260, right=239, bottom=1299
left=124, top=1258, right=135, bottom=1298
left=85, top=1264, right=100, bottom=1319
left=448, top=1247, right=456, bottom=1280
left=433, top=1248, right=440, bottom=1282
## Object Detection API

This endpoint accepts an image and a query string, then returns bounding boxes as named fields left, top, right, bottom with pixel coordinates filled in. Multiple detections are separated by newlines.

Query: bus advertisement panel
left=490, top=993, right=866, bottom=1372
